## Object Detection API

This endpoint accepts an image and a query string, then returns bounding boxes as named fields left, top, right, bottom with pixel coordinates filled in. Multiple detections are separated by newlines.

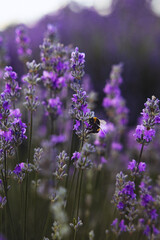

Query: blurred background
left=1, top=0, right=160, bottom=125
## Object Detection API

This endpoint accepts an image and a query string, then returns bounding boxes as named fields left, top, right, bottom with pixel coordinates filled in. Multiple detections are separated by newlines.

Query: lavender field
left=1, top=1, right=160, bottom=240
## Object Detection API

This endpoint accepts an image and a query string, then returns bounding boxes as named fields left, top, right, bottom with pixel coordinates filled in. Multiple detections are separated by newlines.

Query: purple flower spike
left=138, top=162, right=146, bottom=172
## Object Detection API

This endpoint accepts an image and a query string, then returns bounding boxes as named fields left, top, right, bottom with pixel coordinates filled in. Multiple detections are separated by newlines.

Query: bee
left=88, top=117, right=107, bottom=134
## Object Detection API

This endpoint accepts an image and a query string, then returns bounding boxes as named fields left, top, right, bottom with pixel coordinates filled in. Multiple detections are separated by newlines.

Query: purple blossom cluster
left=70, top=47, right=94, bottom=140
left=40, top=24, right=72, bottom=83
left=70, top=47, right=85, bottom=80
left=39, top=24, right=73, bottom=136
left=103, top=63, right=129, bottom=129
left=139, top=176, right=160, bottom=239
left=128, top=159, right=146, bottom=176
left=112, top=171, right=138, bottom=233
left=0, top=106, right=27, bottom=154
left=3, top=66, right=21, bottom=106
left=111, top=218, right=127, bottom=235
left=134, top=96, right=160, bottom=144
left=23, top=60, right=41, bottom=112
left=54, top=151, right=69, bottom=180
left=72, top=143, right=95, bottom=169
left=15, top=26, right=32, bottom=62
left=42, top=97, right=62, bottom=118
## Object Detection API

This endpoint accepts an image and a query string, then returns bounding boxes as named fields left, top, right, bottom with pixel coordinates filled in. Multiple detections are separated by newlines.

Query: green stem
left=34, top=172, right=38, bottom=239
left=1, top=168, right=15, bottom=239
left=27, top=111, right=33, bottom=164
left=41, top=203, right=50, bottom=239
left=76, top=170, right=83, bottom=219
left=24, top=110, right=33, bottom=240
left=72, top=170, right=80, bottom=219
left=66, top=168, right=77, bottom=210
left=65, top=128, right=75, bottom=189
left=138, top=142, right=144, bottom=164
left=12, top=101, right=15, bottom=110
left=50, top=115, right=54, bottom=135
left=15, top=147, right=20, bottom=164
left=3, top=151, right=16, bottom=238
left=74, top=229, right=77, bottom=240
left=20, top=182, right=23, bottom=238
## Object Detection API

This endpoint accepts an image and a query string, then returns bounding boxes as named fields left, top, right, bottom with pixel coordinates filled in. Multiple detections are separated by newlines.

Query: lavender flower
left=0, top=92, right=10, bottom=128
left=70, top=47, right=85, bottom=80
left=73, top=143, right=95, bottom=169
left=40, top=25, right=72, bottom=83
left=13, top=162, right=26, bottom=183
left=44, top=24, right=58, bottom=44
left=41, top=71, right=66, bottom=93
left=127, top=159, right=146, bottom=176
left=15, top=25, right=32, bottom=62
left=54, top=151, right=69, bottom=180
left=139, top=176, right=160, bottom=239
left=111, top=218, right=127, bottom=235
left=70, top=48, right=95, bottom=142
left=33, top=147, right=43, bottom=172
left=23, top=60, right=41, bottom=111
left=43, top=97, right=62, bottom=119
left=112, top=171, right=137, bottom=232
left=0, top=195, right=6, bottom=208
left=134, top=96, right=160, bottom=144
left=102, top=63, right=128, bottom=129
left=70, top=217, right=83, bottom=231
left=11, top=118, right=27, bottom=146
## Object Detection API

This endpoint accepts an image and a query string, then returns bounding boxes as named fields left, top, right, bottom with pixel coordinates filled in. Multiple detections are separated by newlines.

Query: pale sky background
left=0, top=0, right=160, bottom=31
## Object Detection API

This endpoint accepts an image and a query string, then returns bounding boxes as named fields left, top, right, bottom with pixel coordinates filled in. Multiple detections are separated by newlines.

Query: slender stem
left=24, top=175, right=28, bottom=240
left=138, top=142, right=144, bottom=164
left=41, top=203, right=50, bottom=239
left=1, top=168, right=15, bottom=239
left=72, top=170, right=80, bottom=219
left=15, top=147, right=20, bottom=164
left=76, top=169, right=83, bottom=219
left=66, top=168, right=77, bottom=210
left=3, top=151, right=16, bottom=237
left=74, top=229, right=77, bottom=240
left=24, top=110, right=33, bottom=240
left=65, top=128, right=75, bottom=189
left=20, top=182, right=23, bottom=238
left=27, top=111, right=33, bottom=164
left=12, top=101, right=15, bottom=110
left=50, top=115, right=54, bottom=135
left=34, top=172, right=38, bottom=239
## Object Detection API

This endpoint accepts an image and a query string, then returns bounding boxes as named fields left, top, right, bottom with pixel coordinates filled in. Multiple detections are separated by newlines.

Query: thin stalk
left=41, top=203, right=50, bottom=239
left=66, top=168, right=77, bottom=210
left=65, top=128, right=75, bottom=189
left=76, top=169, right=83, bottom=219
left=15, top=147, right=20, bottom=164
left=138, top=142, right=144, bottom=164
left=50, top=115, right=54, bottom=135
left=20, top=182, right=23, bottom=238
left=34, top=172, right=38, bottom=239
left=72, top=170, right=80, bottom=219
left=73, top=121, right=85, bottom=218
left=24, top=110, right=33, bottom=240
left=1, top=167, right=15, bottom=239
left=12, top=101, right=15, bottom=110
left=74, top=229, right=77, bottom=240
left=27, top=111, right=33, bottom=164
left=4, top=151, right=16, bottom=238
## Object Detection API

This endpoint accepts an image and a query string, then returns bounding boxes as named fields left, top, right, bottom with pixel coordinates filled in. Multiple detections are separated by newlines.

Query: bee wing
left=99, top=120, right=107, bottom=135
